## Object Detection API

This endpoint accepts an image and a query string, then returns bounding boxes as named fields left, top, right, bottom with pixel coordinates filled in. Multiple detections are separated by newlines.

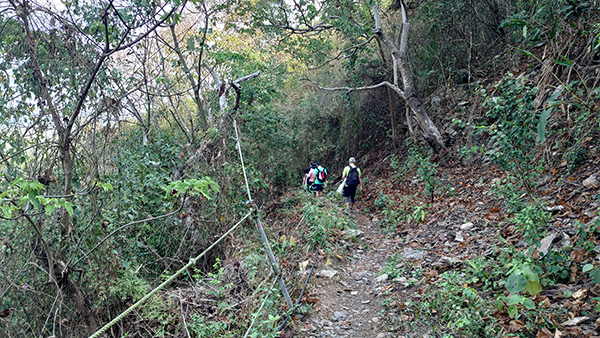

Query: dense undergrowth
left=1, top=0, right=599, bottom=336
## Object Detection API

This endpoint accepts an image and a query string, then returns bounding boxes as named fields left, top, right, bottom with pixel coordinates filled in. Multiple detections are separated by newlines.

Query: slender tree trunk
left=170, top=25, right=208, bottom=136
left=376, top=38, right=400, bottom=149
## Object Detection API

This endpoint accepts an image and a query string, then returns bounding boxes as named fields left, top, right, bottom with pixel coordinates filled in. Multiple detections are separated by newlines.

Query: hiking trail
left=294, top=210, right=396, bottom=338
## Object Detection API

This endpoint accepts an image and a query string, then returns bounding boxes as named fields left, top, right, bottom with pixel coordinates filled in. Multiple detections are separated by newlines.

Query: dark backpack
left=346, top=167, right=359, bottom=187
left=317, top=168, right=327, bottom=182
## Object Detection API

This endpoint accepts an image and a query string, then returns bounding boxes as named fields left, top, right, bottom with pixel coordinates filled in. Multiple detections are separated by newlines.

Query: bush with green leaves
left=416, top=270, right=500, bottom=336
left=301, top=198, right=355, bottom=249
left=501, top=0, right=598, bottom=47
left=480, top=73, right=545, bottom=194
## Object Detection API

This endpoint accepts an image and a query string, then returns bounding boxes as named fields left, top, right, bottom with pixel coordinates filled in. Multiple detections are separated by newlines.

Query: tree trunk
left=376, top=38, right=400, bottom=149
left=372, top=3, right=445, bottom=151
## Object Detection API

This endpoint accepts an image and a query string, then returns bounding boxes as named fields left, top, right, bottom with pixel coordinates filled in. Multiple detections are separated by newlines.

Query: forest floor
left=279, top=152, right=600, bottom=338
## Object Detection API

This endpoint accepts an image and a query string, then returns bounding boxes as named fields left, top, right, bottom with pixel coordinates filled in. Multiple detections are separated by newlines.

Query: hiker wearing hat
left=313, top=161, right=327, bottom=197
left=341, top=157, right=363, bottom=212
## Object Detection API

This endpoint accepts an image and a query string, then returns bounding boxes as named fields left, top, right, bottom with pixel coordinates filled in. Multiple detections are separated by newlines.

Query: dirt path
left=295, top=210, right=400, bottom=338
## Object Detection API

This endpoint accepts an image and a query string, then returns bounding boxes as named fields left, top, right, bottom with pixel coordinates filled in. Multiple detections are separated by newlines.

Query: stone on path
left=460, top=222, right=474, bottom=231
left=454, top=231, right=464, bottom=242
left=583, top=174, right=599, bottom=189
left=376, top=274, right=388, bottom=283
left=341, top=229, right=364, bottom=241
left=402, top=248, right=425, bottom=261
left=318, top=269, right=338, bottom=278
left=331, top=311, right=347, bottom=322
left=439, top=256, right=463, bottom=266
left=543, top=205, right=565, bottom=212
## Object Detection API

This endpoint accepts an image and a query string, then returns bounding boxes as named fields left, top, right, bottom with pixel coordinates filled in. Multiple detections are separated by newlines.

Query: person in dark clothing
left=341, top=157, right=363, bottom=212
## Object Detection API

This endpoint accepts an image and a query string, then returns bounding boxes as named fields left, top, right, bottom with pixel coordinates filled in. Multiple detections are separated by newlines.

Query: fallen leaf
left=508, top=319, right=526, bottom=332
left=561, top=316, right=589, bottom=326
left=536, top=327, right=552, bottom=338
left=572, top=288, right=586, bottom=299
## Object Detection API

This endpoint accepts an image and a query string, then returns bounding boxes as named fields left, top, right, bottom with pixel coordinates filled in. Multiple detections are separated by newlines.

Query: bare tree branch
left=303, top=78, right=404, bottom=96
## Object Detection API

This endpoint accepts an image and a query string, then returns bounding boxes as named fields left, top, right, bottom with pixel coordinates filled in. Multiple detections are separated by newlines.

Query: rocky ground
left=293, top=211, right=396, bottom=338
left=283, top=154, right=600, bottom=337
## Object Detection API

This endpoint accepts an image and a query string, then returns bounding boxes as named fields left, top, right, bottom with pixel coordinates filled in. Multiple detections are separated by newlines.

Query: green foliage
left=189, top=314, right=231, bottom=338
left=513, top=201, right=551, bottom=246
left=501, top=0, right=597, bottom=46
left=506, top=264, right=542, bottom=297
left=408, top=0, right=509, bottom=90
left=301, top=199, right=355, bottom=248
left=424, top=270, right=499, bottom=336
left=481, top=74, right=544, bottom=193
left=0, top=178, right=75, bottom=217
left=167, top=177, right=220, bottom=199
left=382, top=252, right=405, bottom=280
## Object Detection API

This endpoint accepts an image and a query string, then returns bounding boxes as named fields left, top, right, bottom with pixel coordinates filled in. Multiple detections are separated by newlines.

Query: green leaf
left=525, top=280, right=542, bottom=296
left=550, top=19, right=558, bottom=39
left=65, top=202, right=74, bottom=216
left=507, top=305, right=518, bottom=318
left=583, top=264, right=594, bottom=273
left=590, top=269, right=600, bottom=284
left=520, top=267, right=539, bottom=283
left=553, top=55, right=573, bottom=67
left=508, top=294, right=523, bottom=305
left=506, top=273, right=527, bottom=294
left=523, top=298, right=536, bottom=310
left=30, top=193, right=41, bottom=210
left=537, top=108, right=550, bottom=143
left=186, top=36, right=195, bottom=51
left=501, top=19, right=527, bottom=28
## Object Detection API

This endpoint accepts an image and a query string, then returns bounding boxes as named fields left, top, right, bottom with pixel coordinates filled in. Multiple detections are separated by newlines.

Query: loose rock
left=537, top=233, right=558, bottom=256
left=402, top=248, right=425, bottom=261
left=332, top=311, right=348, bottom=322
left=341, top=229, right=364, bottom=241
left=460, top=222, right=474, bottom=231
left=318, top=270, right=339, bottom=278
left=583, top=174, right=599, bottom=189
left=455, top=231, right=464, bottom=242
left=376, top=274, right=388, bottom=283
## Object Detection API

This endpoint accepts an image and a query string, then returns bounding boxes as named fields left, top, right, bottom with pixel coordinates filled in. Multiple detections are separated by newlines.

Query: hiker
left=305, top=162, right=317, bottom=193
left=303, top=161, right=315, bottom=186
left=313, top=161, right=327, bottom=197
left=341, top=157, right=363, bottom=212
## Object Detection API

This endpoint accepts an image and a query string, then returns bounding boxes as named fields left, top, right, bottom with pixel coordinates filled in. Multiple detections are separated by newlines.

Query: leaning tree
left=242, top=0, right=445, bottom=151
